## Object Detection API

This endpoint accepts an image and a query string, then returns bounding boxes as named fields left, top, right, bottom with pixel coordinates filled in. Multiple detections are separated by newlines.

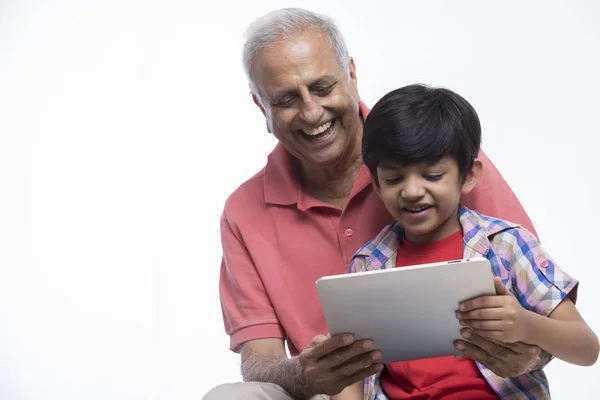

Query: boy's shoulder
left=460, top=206, right=541, bottom=255
left=351, top=219, right=404, bottom=273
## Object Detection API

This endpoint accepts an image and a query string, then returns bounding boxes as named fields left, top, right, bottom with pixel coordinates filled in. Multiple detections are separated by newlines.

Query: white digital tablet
left=316, top=258, right=496, bottom=363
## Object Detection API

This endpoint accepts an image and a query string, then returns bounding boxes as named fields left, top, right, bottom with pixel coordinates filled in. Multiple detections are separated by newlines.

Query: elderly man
left=204, top=7, right=550, bottom=400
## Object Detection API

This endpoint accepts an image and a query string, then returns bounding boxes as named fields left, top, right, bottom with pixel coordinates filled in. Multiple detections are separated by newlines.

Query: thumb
left=308, top=334, right=328, bottom=347
left=494, top=277, right=510, bottom=295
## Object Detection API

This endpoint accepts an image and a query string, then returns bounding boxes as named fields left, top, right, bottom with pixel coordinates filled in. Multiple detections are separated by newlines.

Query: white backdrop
left=1, top=0, right=599, bottom=399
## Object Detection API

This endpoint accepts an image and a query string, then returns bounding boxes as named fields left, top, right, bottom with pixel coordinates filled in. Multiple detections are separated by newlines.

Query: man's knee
left=202, top=383, right=242, bottom=400
left=202, top=382, right=293, bottom=400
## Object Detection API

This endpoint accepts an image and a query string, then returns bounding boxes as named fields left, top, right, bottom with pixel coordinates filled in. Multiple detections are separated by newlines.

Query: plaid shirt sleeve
left=493, top=227, right=579, bottom=315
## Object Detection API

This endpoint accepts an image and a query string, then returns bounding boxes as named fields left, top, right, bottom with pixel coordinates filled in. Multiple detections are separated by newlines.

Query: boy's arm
left=525, top=297, right=599, bottom=366
left=458, top=228, right=599, bottom=366
left=331, top=382, right=363, bottom=400
left=459, top=278, right=599, bottom=366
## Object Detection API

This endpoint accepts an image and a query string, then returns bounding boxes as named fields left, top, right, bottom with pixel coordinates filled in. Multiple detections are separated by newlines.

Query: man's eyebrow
left=308, top=76, right=338, bottom=87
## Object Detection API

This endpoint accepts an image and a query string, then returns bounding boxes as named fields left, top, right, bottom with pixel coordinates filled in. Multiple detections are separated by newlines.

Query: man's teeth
left=404, top=206, right=431, bottom=213
left=304, top=121, right=332, bottom=136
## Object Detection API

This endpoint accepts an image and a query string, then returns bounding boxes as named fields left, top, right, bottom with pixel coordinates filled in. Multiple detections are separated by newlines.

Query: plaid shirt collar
left=355, top=205, right=517, bottom=270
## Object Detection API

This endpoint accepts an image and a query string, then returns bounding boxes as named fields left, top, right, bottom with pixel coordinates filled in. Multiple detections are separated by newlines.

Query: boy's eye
left=424, top=174, right=444, bottom=181
left=383, top=177, right=403, bottom=185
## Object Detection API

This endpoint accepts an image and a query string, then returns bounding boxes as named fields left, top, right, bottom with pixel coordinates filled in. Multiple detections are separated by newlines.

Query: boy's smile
left=374, top=157, right=482, bottom=243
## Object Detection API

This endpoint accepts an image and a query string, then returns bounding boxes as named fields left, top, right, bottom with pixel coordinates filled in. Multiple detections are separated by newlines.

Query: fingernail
left=461, top=330, right=471, bottom=339
left=343, top=335, right=353, bottom=344
left=459, top=320, right=466, bottom=326
left=372, top=351, right=382, bottom=361
left=459, top=304, right=465, bottom=311
left=455, top=311, right=461, bottom=319
left=363, top=340, right=373, bottom=350
left=455, top=342, right=464, bottom=350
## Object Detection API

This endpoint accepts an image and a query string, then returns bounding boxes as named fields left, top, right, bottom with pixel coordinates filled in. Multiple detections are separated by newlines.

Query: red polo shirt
left=219, top=103, right=536, bottom=355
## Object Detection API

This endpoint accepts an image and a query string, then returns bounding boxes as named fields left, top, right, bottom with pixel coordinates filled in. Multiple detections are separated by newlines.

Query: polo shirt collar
left=264, top=102, right=372, bottom=207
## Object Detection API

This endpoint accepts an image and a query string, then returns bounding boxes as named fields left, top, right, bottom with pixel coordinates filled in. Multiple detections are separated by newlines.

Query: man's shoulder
left=222, top=168, right=267, bottom=221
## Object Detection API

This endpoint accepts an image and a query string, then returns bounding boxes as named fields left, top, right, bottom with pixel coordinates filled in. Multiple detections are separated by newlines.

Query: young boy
left=346, top=84, right=599, bottom=400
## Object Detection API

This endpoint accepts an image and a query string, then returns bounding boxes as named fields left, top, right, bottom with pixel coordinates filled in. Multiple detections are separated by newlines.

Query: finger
left=459, top=319, right=505, bottom=330
left=337, top=363, right=384, bottom=391
left=306, top=333, right=354, bottom=361
left=457, top=307, right=506, bottom=320
left=494, top=277, right=510, bottom=295
left=501, top=340, right=539, bottom=355
left=460, top=295, right=505, bottom=312
left=459, top=329, right=517, bottom=359
left=325, top=338, right=376, bottom=368
left=335, top=349, right=383, bottom=378
left=470, top=328, right=507, bottom=341
left=454, top=339, right=511, bottom=377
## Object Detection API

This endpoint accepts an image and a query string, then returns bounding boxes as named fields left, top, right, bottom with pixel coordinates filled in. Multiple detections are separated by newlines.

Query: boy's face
left=374, top=157, right=482, bottom=243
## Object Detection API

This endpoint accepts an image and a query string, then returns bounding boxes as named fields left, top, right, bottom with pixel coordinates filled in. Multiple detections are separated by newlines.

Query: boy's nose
left=401, top=180, right=426, bottom=201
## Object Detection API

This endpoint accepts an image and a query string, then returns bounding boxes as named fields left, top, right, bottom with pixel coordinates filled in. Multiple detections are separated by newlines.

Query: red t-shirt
left=380, top=230, right=498, bottom=399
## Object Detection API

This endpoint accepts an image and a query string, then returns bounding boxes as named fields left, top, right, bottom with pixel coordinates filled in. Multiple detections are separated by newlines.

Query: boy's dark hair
left=362, top=84, right=481, bottom=182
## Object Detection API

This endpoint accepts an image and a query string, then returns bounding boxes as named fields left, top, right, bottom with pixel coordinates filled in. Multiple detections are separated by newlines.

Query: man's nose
left=298, top=95, right=323, bottom=125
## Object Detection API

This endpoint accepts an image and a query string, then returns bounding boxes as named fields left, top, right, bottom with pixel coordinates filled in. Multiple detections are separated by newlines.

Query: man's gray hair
left=242, top=8, right=351, bottom=96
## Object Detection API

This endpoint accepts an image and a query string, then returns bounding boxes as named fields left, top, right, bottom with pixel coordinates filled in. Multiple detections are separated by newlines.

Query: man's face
left=250, top=30, right=362, bottom=168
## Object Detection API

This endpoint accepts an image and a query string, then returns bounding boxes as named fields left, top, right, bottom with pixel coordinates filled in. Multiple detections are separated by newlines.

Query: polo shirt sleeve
left=219, top=212, right=285, bottom=353
left=461, top=150, right=538, bottom=237
left=496, top=228, right=579, bottom=316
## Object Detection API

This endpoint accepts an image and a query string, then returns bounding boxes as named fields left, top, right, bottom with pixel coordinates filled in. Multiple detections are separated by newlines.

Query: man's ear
left=348, top=57, right=358, bottom=91
left=252, top=93, right=266, bottom=116
left=461, top=158, right=483, bottom=195
left=252, top=93, right=271, bottom=134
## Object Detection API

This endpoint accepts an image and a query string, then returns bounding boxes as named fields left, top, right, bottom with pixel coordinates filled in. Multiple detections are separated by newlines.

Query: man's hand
left=456, top=277, right=532, bottom=343
left=453, top=328, right=545, bottom=378
left=297, top=333, right=383, bottom=397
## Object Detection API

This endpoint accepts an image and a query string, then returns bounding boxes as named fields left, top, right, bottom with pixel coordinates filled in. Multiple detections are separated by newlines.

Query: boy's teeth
left=305, top=121, right=332, bottom=136
left=405, top=206, right=430, bottom=212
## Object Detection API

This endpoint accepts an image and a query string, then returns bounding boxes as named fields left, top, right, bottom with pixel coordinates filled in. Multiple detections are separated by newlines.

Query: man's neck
left=295, top=153, right=364, bottom=209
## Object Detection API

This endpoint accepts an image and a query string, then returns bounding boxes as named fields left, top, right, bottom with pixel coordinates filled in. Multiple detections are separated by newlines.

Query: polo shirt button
left=344, top=228, right=354, bottom=237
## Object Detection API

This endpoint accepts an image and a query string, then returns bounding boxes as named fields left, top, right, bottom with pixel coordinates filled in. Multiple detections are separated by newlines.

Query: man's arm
left=240, top=336, right=382, bottom=398
left=219, top=211, right=287, bottom=351
left=240, top=339, right=306, bottom=396
left=463, top=150, right=537, bottom=236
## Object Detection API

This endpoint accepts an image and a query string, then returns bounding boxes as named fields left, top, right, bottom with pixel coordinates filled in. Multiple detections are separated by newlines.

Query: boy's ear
left=461, top=158, right=483, bottom=195
left=371, top=178, right=382, bottom=199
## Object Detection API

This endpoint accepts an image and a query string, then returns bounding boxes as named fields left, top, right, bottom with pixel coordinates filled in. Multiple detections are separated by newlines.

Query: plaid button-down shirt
left=350, top=206, right=579, bottom=400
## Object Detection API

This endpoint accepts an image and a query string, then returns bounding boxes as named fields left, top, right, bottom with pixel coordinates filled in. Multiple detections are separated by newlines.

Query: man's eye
left=273, top=97, right=296, bottom=107
left=424, top=174, right=444, bottom=181
left=312, top=85, right=335, bottom=95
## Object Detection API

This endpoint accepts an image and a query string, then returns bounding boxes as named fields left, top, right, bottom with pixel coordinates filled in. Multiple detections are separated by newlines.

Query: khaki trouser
left=202, top=382, right=330, bottom=400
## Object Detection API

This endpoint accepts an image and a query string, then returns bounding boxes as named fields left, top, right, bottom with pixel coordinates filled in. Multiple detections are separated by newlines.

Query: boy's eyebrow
left=378, top=162, right=405, bottom=171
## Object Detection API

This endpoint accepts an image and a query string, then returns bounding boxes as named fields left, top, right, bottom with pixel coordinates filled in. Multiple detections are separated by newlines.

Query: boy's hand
left=456, top=277, right=531, bottom=343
